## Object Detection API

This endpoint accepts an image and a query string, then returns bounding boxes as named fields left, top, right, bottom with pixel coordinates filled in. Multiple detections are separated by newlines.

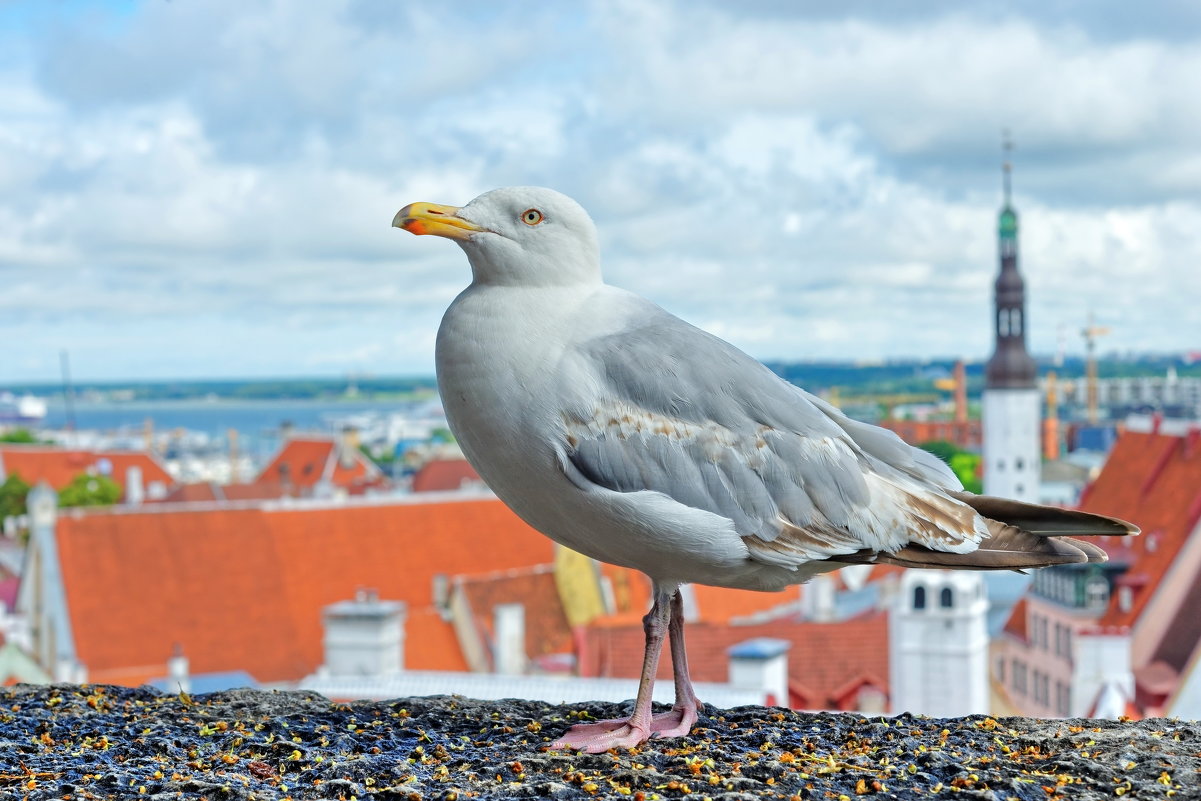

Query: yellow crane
left=1082, top=313, right=1111, bottom=424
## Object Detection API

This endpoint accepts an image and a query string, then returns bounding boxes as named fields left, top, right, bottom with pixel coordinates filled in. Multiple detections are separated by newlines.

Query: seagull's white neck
left=460, top=235, right=603, bottom=288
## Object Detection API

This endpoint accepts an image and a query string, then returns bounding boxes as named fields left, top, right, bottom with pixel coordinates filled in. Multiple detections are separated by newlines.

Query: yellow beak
left=392, top=202, right=486, bottom=240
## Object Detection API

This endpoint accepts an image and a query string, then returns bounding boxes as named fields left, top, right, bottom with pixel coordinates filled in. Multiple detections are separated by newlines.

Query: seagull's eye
left=521, top=209, right=544, bottom=226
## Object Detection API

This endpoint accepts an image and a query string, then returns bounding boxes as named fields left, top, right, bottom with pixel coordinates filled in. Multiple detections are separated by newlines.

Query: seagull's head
left=393, top=186, right=601, bottom=288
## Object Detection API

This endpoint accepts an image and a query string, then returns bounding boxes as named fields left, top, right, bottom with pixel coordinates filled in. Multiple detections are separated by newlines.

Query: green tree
left=430, top=427, right=456, bottom=444
left=0, top=428, right=38, bottom=444
left=58, top=472, right=123, bottom=508
left=918, top=440, right=983, bottom=494
left=0, top=473, right=31, bottom=517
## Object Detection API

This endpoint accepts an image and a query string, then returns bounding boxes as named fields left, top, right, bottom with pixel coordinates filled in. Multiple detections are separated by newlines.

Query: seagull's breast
left=435, top=284, right=592, bottom=497
left=433, top=284, right=811, bottom=589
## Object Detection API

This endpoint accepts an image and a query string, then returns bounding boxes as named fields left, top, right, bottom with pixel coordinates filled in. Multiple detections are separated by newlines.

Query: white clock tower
left=983, top=142, right=1040, bottom=502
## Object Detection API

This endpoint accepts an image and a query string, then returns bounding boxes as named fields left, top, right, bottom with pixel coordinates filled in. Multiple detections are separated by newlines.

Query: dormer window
left=1118, top=585, right=1133, bottom=613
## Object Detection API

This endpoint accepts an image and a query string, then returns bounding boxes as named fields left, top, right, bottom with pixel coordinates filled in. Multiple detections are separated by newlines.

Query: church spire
left=985, top=133, right=1036, bottom=389
left=1002, top=129, right=1013, bottom=207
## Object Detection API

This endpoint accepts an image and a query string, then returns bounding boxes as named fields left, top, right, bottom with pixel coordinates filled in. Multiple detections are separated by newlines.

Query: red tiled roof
left=1076, top=431, right=1201, bottom=629
left=411, top=459, right=483, bottom=493
left=54, top=497, right=554, bottom=683
left=0, top=445, right=174, bottom=500
left=692, top=584, right=799, bottom=623
left=160, top=482, right=220, bottom=504
left=454, top=564, right=573, bottom=666
left=578, top=611, right=889, bottom=711
left=158, top=481, right=290, bottom=504
left=596, top=564, right=899, bottom=626
left=253, top=438, right=384, bottom=494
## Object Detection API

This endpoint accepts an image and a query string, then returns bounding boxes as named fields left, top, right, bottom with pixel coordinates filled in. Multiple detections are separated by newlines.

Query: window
left=913, top=586, right=927, bottom=610
left=997, top=658, right=1006, bottom=683
left=1013, top=660, right=1028, bottom=695
left=1056, top=682, right=1071, bottom=717
left=940, top=587, right=954, bottom=608
left=1086, top=575, right=1109, bottom=609
left=1011, top=309, right=1022, bottom=335
left=1016, top=457, right=1024, bottom=471
left=1119, top=586, right=1133, bottom=613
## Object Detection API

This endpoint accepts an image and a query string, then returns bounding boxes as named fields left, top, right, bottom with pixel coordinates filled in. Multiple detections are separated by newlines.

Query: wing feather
left=557, top=303, right=986, bottom=569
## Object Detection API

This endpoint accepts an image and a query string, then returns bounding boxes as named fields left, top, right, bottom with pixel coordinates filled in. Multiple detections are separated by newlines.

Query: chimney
left=339, top=426, right=360, bottom=469
left=125, top=465, right=145, bottom=507
left=228, top=429, right=240, bottom=484
left=432, top=573, right=451, bottom=621
left=728, top=638, right=791, bottom=707
left=322, top=589, right=407, bottom=676
left=167, top=643, right=191, bottom=694
left=493, top=603, right=527, bottom=675
left=802, top=574, right=836, bottom=622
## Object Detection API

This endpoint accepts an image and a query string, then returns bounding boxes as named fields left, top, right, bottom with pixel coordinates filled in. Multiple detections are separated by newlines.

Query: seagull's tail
left=867, top=491, right=1138, bottom=572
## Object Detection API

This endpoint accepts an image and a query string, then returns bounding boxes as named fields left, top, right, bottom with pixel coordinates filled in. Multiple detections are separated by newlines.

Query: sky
left=1, top=0, right=1200, bottom=382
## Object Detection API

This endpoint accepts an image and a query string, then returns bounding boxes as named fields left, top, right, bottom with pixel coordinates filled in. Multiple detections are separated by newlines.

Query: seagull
left=393, top=186, right=1136, bottom=752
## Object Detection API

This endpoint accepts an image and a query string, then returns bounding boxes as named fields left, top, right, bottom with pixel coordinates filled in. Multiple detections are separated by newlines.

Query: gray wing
left=557, top=303, right=982, bottom=566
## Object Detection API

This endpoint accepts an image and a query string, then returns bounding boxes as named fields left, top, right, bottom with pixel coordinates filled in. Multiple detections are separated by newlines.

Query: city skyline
left=2, top=1, right=1200, bottom=381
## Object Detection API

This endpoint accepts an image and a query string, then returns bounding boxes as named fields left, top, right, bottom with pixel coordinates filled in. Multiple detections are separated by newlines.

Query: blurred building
left=991, top=422, right=1201, bottom=718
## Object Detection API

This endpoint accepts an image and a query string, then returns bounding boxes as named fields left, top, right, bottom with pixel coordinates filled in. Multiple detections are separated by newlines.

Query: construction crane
left=1082, top=313, right=1111, bottom=424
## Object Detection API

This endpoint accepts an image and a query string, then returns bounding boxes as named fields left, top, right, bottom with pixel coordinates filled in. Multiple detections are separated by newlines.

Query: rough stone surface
left=2, top=684, right=1199, bottom=800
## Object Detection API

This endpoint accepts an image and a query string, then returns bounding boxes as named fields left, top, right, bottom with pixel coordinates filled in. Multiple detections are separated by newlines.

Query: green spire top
left=999, top=206, right=1017, bottom=239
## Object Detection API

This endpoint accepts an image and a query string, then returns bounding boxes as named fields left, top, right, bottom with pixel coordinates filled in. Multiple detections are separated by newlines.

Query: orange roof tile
left=158, top=481, right=291, bottom=504
left=579, top=611, right=890, bottom=710
left=0, top=445, right=174, bottom=500
left=591, top=564, right=899, bottom=627
left=405, top=607, right=469, bottom=672
left=253, top=437, right=383, bottom=493
left=55, top=497, right=554, bottom=684
left=411, top=459, right=483, bottom=493
left=691, top=584, right=799, bottom=622
left=1076, top=430, right=1201, bottom=629
left=160, top=482, right=221, bottom=503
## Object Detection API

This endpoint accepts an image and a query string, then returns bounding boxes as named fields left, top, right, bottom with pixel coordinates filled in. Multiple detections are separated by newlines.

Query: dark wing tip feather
left=950, top=491, right=1139, bottom=538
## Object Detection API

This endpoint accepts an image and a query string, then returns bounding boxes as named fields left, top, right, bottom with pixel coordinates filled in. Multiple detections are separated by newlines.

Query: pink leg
left=552, top=585, right=675, bottom=752
left=648, top=589, right=704, bottom=738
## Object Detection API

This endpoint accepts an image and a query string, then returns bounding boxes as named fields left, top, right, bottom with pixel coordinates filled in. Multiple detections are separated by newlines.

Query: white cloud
left=0, top=0, right=1198, bottom=380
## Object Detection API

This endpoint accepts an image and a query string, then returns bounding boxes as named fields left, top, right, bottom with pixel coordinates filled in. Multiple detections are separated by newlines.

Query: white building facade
left=890, top=569, right=989, bottom=716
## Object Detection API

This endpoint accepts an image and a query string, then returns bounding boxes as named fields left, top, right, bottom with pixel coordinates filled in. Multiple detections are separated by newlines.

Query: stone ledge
left=1, top=684, right=1198, bottom=800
